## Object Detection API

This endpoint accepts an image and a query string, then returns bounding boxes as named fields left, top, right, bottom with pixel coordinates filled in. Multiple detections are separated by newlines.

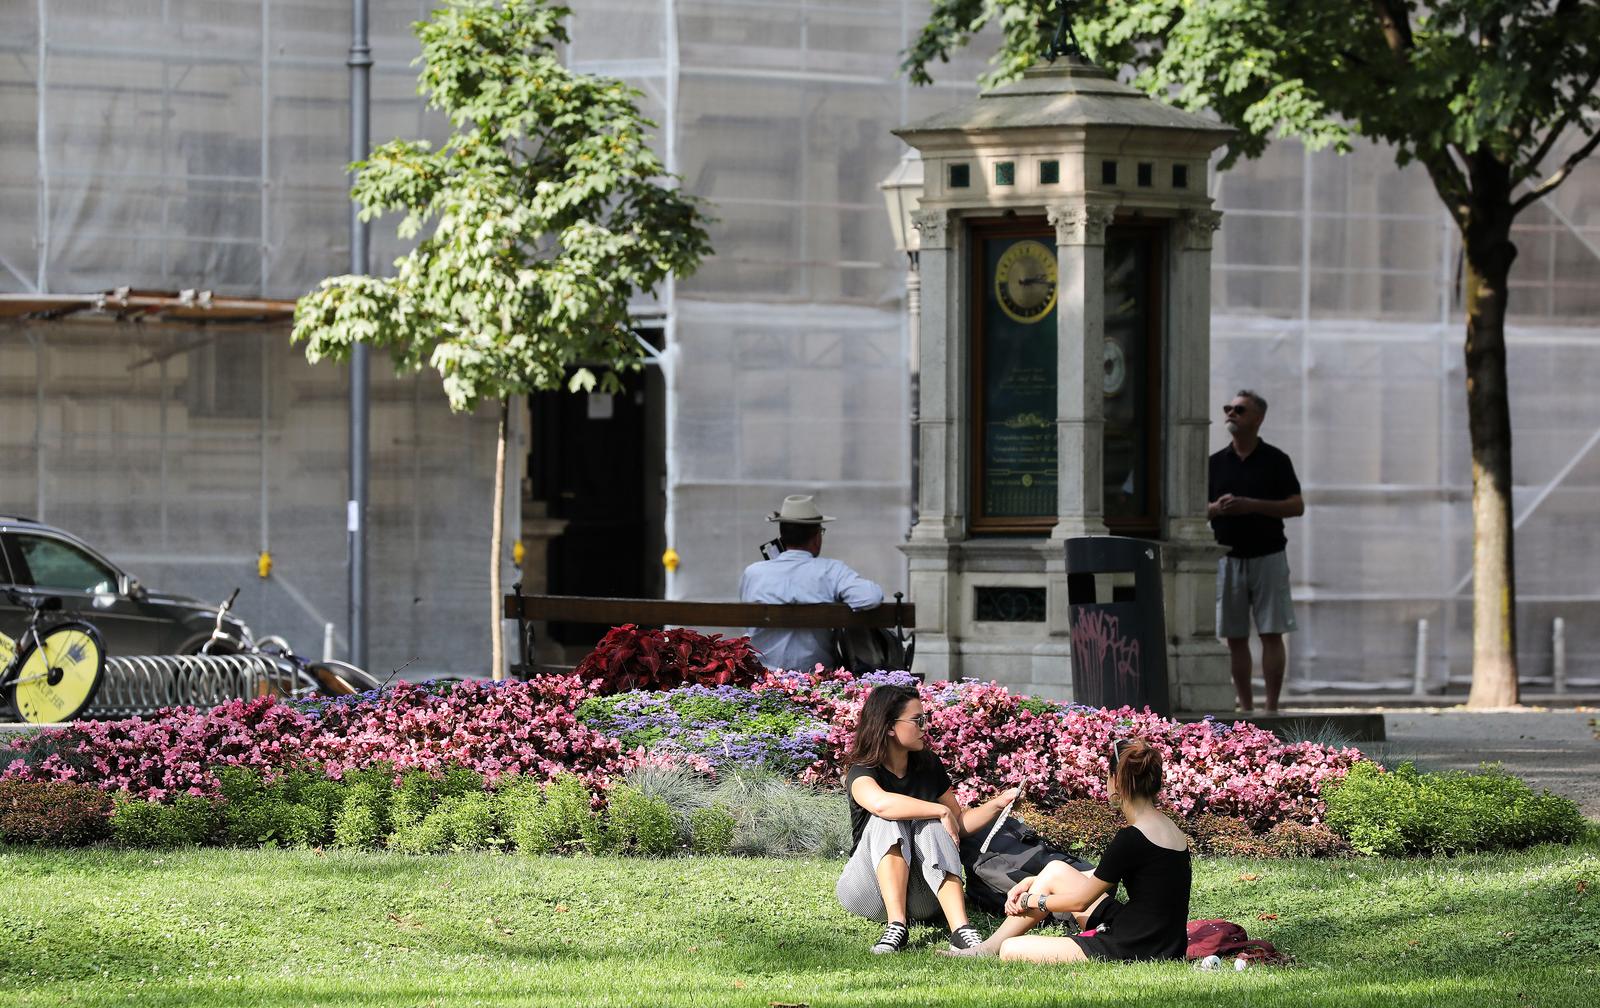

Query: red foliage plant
left=575, top=624, right=766, bottom=693
left=0, top=779, right=113, bottom=846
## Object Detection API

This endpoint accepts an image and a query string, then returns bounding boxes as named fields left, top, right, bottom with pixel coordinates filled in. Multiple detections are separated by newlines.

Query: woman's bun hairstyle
left=1111, top=738, right=1163, bottom=802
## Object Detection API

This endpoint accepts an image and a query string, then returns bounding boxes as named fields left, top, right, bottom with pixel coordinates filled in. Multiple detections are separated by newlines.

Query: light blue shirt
left=738, top=549, right=884, bottom=672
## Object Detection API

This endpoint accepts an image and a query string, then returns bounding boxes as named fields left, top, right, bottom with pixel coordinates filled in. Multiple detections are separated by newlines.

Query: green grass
left=2, top=839, right=1598, bottom=1007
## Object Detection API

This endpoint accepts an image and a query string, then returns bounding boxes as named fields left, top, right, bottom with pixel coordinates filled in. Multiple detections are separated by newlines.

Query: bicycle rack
left=81, top=653, right=298, bottom=719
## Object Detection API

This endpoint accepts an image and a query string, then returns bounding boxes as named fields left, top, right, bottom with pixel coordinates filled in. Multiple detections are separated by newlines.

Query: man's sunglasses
left=1222, top=403, right=1249, bottom=416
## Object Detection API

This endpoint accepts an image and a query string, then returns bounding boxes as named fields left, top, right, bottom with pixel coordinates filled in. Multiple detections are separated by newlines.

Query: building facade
left=3, top=1, right=1597, bottom=691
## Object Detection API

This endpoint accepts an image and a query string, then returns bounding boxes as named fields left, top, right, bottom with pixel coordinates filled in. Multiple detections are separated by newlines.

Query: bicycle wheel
left=13, top=621, right=105, bottom=724
left=305, top=660, right=382, bottom=695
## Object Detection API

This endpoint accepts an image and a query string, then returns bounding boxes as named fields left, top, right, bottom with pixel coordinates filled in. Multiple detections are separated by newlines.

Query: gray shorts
left=835, top=815, right=964, bottom=923
left=1217, top=551, right=1297, bottom=638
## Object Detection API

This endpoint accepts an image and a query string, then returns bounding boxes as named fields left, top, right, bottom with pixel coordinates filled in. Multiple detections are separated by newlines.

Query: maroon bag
left=1185, top=919, right=1288, bottom=964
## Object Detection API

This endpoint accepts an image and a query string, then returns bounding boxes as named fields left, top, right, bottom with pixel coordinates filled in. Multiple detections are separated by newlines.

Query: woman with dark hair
left=834, top=684, right=1019, bottom=954
left=950, top=738, right=1192, bottom=962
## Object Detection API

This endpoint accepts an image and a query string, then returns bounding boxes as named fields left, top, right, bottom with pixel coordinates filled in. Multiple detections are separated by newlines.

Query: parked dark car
left=0, top=516, right=250, bottom=656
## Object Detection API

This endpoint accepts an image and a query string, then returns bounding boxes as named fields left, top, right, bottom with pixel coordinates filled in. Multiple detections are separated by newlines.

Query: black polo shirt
left=1208, top=440, right=1301, bottom=559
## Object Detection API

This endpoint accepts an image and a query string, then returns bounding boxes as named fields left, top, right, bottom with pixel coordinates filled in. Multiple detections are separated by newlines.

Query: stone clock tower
left=894, top=54, right=1235, bottom=711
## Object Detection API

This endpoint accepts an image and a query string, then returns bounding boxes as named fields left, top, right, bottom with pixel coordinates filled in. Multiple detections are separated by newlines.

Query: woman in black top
left=835, top=684, right=1019, bottom=955
left=953, top=738, right=1192, bottom=962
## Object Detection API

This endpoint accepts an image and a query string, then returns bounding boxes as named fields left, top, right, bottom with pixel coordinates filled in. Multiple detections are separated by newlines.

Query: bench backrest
left=502, top=593, right=915, bottom=630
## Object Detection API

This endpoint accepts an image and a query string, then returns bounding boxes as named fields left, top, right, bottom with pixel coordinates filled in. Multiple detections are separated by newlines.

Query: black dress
left=1070, top=826, right=1192, bottom=961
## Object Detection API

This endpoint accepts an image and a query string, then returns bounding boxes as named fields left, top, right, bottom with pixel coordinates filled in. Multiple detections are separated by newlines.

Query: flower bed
left=4, top=669, right=1360, bottom=831
left=576, top=684, right=827, bottom=774
left=756, top=670, right=1362, bottom=828
left=2, top=678, right=633, bottom=800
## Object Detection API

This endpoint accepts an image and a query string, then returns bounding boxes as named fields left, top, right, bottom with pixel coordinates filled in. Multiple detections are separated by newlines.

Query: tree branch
left=1372, top=0, right=1414, bottom=52
left=1514, top=65, right=1600, bottom=187
left=1513, top=122, right=1600, bottom=213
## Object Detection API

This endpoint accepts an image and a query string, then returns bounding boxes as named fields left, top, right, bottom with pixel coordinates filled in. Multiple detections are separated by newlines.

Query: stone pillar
left=1168, top=207, right=1224, bottom=544
left=1046, top=200, right=1117, bottom=541
left=908, top=207, right=960, bottom=543
left=1164, top=205, right=1232, bottom=712
left=904, top=206, right=963, bottom=681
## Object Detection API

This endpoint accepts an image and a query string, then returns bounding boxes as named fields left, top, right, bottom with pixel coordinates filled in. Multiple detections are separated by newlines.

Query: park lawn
left=1, top=840, right=1597, bottom=1008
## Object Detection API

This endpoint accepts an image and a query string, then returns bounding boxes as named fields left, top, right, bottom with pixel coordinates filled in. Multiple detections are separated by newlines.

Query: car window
left=13, top=534, right=118, bottom=594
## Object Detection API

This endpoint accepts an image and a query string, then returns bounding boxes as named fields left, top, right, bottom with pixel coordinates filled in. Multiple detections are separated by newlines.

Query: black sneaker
left=947, top=924, right=985, bottom=953
left=871, top=920, right=910, bottom=954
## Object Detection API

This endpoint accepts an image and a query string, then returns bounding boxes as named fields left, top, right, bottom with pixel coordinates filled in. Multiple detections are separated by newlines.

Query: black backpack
left=958, top=816, right=1093, bottom=916
left=831, top=593, right=915, bottom=675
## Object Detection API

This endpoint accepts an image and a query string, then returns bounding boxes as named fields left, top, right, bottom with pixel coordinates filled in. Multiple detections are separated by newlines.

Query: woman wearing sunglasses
left=834, top=684, right=1020, bottom=954
left=951, top=738, right=1192, bottom=962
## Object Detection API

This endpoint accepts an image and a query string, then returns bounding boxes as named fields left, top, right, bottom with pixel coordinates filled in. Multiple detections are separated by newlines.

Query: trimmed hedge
left=0, top=779, right=113, bottom=846
left=1322, top=761, right=1585, bottom=856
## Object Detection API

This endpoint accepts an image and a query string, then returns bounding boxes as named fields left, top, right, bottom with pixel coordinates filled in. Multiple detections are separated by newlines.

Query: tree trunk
left=1461, top=174, right=1520, bottom=709
left=490, top=396, right=509, bottom=681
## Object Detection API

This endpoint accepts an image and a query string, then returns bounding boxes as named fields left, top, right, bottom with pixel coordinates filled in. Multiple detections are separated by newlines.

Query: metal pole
left=906, top=255, right=921, bottom=531
left=1552, top=616, right=1567, bottom=695
left=348, top=0, right=371, bottom=668
left=1412, top=618, right=1430, bottom=697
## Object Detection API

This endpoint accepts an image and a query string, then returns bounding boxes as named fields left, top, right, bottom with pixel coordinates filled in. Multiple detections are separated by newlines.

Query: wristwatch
left=1033, top=892, right=1049, bottom=912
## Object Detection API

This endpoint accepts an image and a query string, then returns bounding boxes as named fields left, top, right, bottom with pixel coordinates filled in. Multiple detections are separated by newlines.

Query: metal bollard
left=1411, top=618, right=1430, bottom=696
left=1553, top=617, right=1567, bottom=695
left=323, top=622, right=337, bottom=663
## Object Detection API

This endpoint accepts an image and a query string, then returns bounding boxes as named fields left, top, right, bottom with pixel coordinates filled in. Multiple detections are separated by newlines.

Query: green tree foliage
left=292, top=0, right=711, bottom=676
left=906, top=2, right=1600, bottom=706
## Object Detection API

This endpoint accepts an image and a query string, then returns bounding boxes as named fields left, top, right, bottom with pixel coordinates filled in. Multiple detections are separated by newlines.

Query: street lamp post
left=879, top=150, right=925, bottom=528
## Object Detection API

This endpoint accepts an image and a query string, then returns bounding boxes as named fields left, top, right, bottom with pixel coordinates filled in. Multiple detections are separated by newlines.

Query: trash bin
left=1065, top=536, right=1171, bottom=716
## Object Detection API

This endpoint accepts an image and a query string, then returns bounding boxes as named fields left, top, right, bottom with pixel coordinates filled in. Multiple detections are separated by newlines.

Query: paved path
left=1374, top=708, right=1600, bottom=818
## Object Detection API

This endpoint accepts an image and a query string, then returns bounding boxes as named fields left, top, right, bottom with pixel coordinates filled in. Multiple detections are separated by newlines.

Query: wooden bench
left=502, top=583, right=915, bottom=678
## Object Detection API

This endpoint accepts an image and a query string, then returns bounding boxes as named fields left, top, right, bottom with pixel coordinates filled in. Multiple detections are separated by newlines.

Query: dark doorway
left=529, top=335, right=666, bottom=648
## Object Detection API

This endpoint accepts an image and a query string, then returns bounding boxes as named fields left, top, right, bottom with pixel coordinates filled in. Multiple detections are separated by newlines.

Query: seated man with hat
left=739, top=494, right=885, bottom=673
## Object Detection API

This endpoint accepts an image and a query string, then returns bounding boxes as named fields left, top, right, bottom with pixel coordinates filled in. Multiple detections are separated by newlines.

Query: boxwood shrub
left=1323, top=761, right=1585, bottom=856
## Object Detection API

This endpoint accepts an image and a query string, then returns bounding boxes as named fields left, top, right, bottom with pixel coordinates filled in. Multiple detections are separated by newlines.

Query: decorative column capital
left=911, top=208, right=950, bottom=249
left=1047, top=201, right=1117, bottom=246
left=1178, top=207, right=1223, bottom=251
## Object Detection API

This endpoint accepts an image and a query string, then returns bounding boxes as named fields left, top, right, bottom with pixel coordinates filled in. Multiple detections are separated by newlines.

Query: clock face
left=1104, top=337, right=1127, bottom=397
left=994, top=239, right=1058, bottom=324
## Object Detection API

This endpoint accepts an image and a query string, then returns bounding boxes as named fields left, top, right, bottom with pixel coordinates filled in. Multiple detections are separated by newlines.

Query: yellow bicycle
left=1, top=589, right=105, bottom=723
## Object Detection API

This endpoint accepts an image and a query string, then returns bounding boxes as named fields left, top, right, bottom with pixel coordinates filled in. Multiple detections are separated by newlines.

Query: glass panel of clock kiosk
left=1102, top=228, right=1155, bottom=527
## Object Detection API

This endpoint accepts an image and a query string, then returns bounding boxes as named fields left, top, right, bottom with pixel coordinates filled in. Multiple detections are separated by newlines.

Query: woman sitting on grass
left=835, top=683, right=1019, bottom=954
left=952, top=738, right=1191, bottom=962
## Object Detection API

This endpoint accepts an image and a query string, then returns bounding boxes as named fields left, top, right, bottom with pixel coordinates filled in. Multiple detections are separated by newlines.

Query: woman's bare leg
left=999, top=935, right=1091, bottom=963
left=876, top=842, right=910, bottom=923
left=954, top=907, right=1047, bottom=957
left=934, top=874, right=969, bottom=930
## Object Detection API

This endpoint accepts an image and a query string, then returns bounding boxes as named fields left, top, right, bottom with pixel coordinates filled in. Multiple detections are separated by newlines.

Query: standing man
left=739, top=494, right=884, bottom=673
left=1208, top=390, right=1304, bottom=713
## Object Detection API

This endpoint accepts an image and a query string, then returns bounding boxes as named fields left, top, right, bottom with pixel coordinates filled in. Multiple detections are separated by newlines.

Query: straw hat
left=766, top=494, right=835, bottom=525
